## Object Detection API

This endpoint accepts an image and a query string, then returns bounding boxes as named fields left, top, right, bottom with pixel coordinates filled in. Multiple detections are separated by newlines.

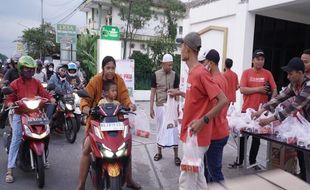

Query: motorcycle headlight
left=24, top=125, right=33, bottom=137
left=65, top=103, right=74, bottom=111
left=97, top=143, right=114, bottom=158
left=123, top=125, right=129, bottom=138
left=23, top=99, right=40, bottom=110
left=116, top=142, right=127, bottom=157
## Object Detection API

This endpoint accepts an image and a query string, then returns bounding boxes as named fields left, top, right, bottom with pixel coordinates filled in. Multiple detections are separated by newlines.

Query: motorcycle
left=2, top=87, right=50, bottom=188
left=50, top=91, right=78, bottom=143
left=77, top=90, right=134, bottom=190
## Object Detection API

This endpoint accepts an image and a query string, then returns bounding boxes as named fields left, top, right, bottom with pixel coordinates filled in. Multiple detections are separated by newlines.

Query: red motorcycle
left=78, top=90, right=134, bottom=190
left=2, top=87, right=50, bottom=188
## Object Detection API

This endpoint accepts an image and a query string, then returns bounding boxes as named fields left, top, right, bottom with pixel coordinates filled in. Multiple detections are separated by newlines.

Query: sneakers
left=252, top=165, right=262, bottom=171
left=228, top=161, right=243, bottom=169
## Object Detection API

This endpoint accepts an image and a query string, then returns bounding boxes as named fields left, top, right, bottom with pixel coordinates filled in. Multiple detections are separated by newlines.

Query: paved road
left=0, top=102, right=270, bottom=190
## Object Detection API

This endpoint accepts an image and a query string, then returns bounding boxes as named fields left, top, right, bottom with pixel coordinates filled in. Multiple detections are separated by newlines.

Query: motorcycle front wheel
left=110, top=176, right=122, bottom=190
left=64, top=117, right=77, bottom=143
left=36, top=155, right=45, bottom=188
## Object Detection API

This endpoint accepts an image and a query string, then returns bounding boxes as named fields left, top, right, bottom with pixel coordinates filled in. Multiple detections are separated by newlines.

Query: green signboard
left=56, top=24, right=77, bottom=44
left=101, top=26, right=120, bottom=40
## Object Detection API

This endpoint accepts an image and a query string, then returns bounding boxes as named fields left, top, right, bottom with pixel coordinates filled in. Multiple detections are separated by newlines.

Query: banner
left=116, top=59, right=135, bottom=102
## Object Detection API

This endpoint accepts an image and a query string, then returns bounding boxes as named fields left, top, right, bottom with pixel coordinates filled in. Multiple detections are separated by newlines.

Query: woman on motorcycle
left=4, top=55, right=55, bottom=183
left=76, top=56, right=141, bottom=190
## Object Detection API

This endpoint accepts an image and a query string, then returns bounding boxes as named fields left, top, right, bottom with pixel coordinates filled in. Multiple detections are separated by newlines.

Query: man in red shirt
left=231, top=49, right=277, bottom=170
left=174, top=33, right=227, bottom=190
left=202, top=49, right=229, bottom=182
left=301, top=49, right=310, bottom=78
left=4, top=56, right=55, bottom=183
left=223, top=58, right=239, bottom=104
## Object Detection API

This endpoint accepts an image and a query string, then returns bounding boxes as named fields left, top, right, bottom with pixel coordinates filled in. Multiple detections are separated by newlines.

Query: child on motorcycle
left=98, top=80, right=120, bottom=105
left=4, top=56, right=55, bottom=183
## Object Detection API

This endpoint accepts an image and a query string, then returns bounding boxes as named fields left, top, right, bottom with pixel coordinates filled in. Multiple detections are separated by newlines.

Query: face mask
left=68, top=72, right=77, bottom=77
left=21, top=69, right=35, bottom=79
left=204, top=64, right=211, bottom=72
left=48, top=67, right=54, bottom=71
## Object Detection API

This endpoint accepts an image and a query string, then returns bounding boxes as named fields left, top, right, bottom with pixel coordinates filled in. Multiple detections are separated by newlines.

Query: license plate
left=100, top=122, right=124, bottom=131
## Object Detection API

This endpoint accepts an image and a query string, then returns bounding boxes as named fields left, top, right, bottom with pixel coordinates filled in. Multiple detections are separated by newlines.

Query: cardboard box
left=271, top=143, right=298, bottom=174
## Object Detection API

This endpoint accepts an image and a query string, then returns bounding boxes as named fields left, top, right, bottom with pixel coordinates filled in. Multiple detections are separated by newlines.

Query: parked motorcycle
left=2, top=87, right=51, bottom=188
left=50, top=91, right=78, bottom=143
left=77, top=90, right=134, bottom=190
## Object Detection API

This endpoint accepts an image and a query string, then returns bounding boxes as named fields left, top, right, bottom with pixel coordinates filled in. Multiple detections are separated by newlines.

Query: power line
left=46, top=0, right=81, bottom=20
left=45, top=0, right=80, bottom=7
left=56, top=0, right=87, bottom=24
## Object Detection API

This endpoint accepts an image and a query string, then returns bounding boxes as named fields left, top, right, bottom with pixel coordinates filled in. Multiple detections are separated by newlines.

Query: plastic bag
left=157, top=96, right=179, bottom=147
left=180, top=130, right=202, bottom=173
left=129, top=109, right=151, bottom=138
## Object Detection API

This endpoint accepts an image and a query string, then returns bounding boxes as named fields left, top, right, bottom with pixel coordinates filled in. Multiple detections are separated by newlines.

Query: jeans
left=179, top=144, right=208, bottom=190
left=205, top=136, right=229, bottom=182
left=238, top=136, right=260, bottom=165
left=8, top=114, right=22, bottom=169
left=46, top=104, right=56, bottom=120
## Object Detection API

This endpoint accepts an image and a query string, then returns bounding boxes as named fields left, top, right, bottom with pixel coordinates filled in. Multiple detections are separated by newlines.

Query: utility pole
left=123, top=0, right=133, bottom=59
left=98, top=3, right=102, bottom=34
left=40, top=0, right=44, bottom=60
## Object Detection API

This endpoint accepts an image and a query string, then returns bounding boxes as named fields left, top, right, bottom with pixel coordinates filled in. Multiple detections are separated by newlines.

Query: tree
left=0, top=53, right=8, bottom=63
left=77, top=30, right=99, bottom=81
left=111, top=0, right=153, bottom=56
left=21, top=23, right=59, bottom=59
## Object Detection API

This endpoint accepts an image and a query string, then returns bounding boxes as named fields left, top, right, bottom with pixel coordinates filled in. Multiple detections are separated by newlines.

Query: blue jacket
left=48, top=73, right=72, bottom=94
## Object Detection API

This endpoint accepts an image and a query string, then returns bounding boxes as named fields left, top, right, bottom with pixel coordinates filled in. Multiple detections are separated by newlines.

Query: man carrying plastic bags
left=150, top=54, right=181, bottom=166
left=170, top=32, right=228, bottom=190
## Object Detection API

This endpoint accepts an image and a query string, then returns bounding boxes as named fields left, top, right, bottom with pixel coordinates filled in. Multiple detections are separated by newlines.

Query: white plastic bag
left=129, top=109, right=151, bottom=138
left=180, top=130, right=202, bottom=173
left=157, top=96, right=179, bottom=147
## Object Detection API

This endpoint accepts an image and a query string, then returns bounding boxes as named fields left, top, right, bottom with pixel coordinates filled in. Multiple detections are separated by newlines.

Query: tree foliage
left=0, top=53, right=8, bottom=63
left=77, top=30, right=99, bottom=81
left=21, top=23, right=59, bottom=59
left=111, top=0, right=153, bottom=46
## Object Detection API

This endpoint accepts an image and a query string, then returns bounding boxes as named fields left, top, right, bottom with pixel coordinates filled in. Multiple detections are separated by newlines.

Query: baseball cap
left=162, top=54, right=173, bottom=63
left=281, top=57, right=305, bottom=72
left=205, top=49, right=220, bottom=64
left=176, top=32, right=201, bottom=52
left=198, top=50, right=209, bottom=62
left=252, top=49, right=265, bottom=58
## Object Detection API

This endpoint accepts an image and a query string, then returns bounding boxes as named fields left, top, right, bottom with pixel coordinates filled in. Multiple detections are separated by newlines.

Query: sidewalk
left=131, top=101, right=269, bottom=190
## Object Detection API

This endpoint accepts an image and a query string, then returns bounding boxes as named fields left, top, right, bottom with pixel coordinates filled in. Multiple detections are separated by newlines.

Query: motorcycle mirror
left=76, top=89, right=91, bottom=98
left=46, top=83, right=55, bottom=91
left=2, top=87, right=14, bottom=95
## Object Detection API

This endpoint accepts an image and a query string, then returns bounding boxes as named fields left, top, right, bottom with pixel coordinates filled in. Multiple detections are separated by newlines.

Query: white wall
left=248, top=0, right=297, bottom=11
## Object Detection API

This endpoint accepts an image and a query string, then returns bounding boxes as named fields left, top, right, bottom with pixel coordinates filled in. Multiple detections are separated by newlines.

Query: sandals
left=174, top=157, right=181, bottom=166
left=153, top=153, right=162, bottom=161
left=5, top=171, right=14, bottom=183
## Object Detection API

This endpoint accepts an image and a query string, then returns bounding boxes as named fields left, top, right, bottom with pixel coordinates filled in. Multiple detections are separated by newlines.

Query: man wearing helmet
left=3, top=53, right=22, bottom=84
left=4, top=56, right=55, bottom=183
left=46, top=63, right=72, bottom=120
left=67, top=62, right=82, bottom=89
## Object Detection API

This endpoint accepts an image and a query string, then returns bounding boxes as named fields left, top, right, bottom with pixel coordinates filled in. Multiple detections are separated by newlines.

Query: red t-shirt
left=223, top=69, right=239, bottom=102
left=180, top=64, right=222, bottom=147
left=211, top=73, right=229, bottom=140
left=240, top=68, right=276, bottom=112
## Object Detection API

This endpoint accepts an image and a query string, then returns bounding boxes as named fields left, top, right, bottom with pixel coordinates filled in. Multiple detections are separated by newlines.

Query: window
left=140, top=43, right=146, bottom=50
left=179, top=26, right=183, bottom=35
left=130, top=43, right=135, bottom=48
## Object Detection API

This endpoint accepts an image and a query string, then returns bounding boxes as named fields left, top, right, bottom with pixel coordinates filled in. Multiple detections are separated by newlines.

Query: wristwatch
left=203, top=116, right=209, bottom=124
